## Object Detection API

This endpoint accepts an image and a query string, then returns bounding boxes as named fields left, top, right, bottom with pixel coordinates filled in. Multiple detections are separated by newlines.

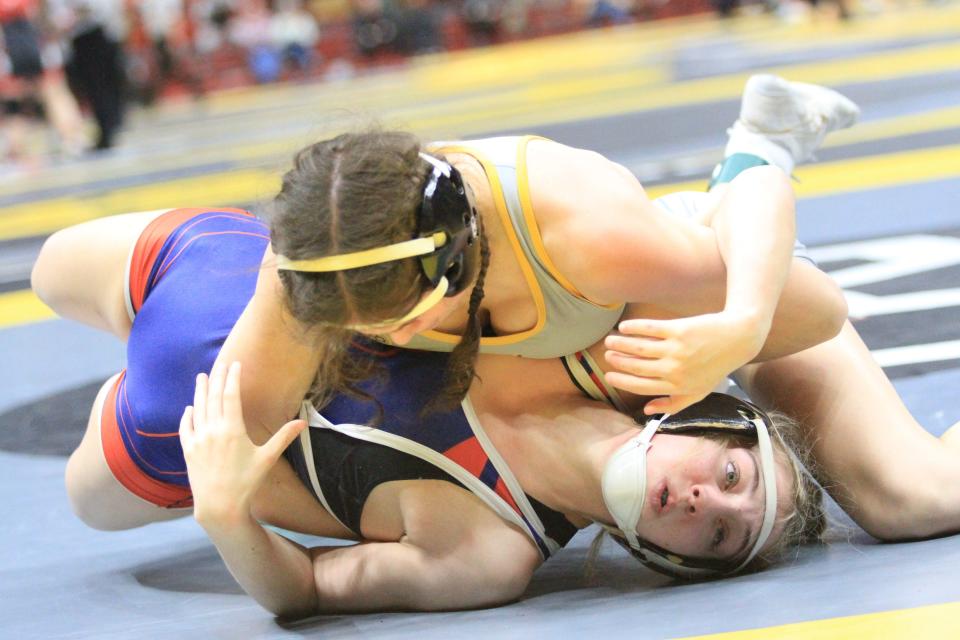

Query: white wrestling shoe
left=735, top=74, right=860, bottom=164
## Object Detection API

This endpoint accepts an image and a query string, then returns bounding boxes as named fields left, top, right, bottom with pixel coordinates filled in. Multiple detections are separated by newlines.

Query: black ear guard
left=417, top=154, right=481, bottom=297
left=643, top=393, right=770, bottom=440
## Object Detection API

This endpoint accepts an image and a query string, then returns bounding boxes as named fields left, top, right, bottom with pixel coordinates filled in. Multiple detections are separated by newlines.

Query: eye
left=724, top=461, right=740, bottom=488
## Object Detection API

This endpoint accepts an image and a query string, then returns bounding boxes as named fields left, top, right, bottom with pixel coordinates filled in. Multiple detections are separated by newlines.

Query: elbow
left=810, top=277, right=848, bottom=345
left=495, top=562, right=535, bottom=604
left=792, top=261, right=849, bottom=350
left=786, top=284, right=847, bottom=356
left=271, top=601, right=319, bottom=622
left=479, top=550, right=537, bottom=607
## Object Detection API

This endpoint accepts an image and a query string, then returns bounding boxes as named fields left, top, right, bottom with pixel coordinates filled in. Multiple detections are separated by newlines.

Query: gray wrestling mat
left=4, top=5, right=960, bottom=638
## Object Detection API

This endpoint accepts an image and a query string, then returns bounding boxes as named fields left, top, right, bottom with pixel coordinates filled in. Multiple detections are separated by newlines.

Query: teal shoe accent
left=708, top=153, right=770, bottom=189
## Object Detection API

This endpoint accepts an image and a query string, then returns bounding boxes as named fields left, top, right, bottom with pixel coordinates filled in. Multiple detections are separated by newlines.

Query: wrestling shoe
left=735, top=74, right=860, bottom=164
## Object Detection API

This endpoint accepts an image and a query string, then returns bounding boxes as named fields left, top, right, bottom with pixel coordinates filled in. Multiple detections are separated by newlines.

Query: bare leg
left=31, top=209, right=170, bottom=338
left=738, top=321, right=960, bottom=540
left=66, top=374, right=191, bottom=529
left=35, top=210, right=346, bottom=534
left=34, top=210, right=189, bottom=528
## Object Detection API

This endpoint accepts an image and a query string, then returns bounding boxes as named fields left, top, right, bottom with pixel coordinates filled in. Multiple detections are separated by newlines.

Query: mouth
left=651, top=481, right=669, bottom=515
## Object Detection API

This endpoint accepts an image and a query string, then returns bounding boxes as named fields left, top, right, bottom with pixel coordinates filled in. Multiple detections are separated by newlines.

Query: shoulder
left=524, top=140, right=702, bottom=304
left=525, top=138, right=652, bottom=248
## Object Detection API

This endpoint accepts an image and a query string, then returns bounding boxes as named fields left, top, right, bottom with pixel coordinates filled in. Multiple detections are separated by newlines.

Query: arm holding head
left=529, top=141, right=845, bottom=414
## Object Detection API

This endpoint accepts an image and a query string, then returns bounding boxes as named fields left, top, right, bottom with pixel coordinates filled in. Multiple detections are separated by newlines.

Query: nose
left=683, top=484, right=735, bottom=518
left=386, top=320, right=422, bottom=346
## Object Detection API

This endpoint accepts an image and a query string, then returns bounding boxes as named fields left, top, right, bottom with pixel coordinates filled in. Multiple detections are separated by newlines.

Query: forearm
left=708, top=165, right=796, bottom=345
left=200, top=511, right=319, bottom=619
left=216, top=249, right=320, bottom=442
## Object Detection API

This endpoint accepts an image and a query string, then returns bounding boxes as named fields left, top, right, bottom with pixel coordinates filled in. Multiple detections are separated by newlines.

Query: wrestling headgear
left=601, top=393, right=780, bottom=579
left=276, top=153, right=481, bottom=322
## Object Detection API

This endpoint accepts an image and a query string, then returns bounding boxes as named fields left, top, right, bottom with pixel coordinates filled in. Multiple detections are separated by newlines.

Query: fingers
left=222, top=361, right=244, bottom=427
left=207, top=361, right=227, bottom=422
left=616, top=318, right=673, bottom=338
left=604, top=370, right=675, bottom=396
left=194, top=372, right=208, bottom=428
left=261, top=419, right=307, bottom=464
left=604, top=350, right=673, bottom=380
left=179, top=405, right=195, bottom=446
left=644, top=393, right=706, bottom=416
left=604, top=334, right=670, bottom=359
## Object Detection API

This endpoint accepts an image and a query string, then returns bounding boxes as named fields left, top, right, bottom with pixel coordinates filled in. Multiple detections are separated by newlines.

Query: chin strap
left=600, top=416, right=663, bottom=550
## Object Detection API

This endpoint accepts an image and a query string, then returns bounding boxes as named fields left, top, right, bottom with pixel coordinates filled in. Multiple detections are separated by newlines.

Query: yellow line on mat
left=0, top=169, right=280, bottom=241
left=677, top=600, right=960, bottom=640
left=0, top=290, right=54, bottom=329
left=2, top=143, right=959, bottom=244
left=645, top=143, right=960, bottom=200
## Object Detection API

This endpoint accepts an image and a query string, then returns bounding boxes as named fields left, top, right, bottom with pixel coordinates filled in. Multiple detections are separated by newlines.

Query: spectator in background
left=1, top=0, right=45, bottom=160
left=138, top=0, right=205, bottom=100
left=269, top=0, right=320, bottom=77
left=191, top=0, right=235, bottom=58
left=1, top=0, right=86, bottom=161
left=586, top=0, right=633, bottom=26
left=350, top=0, right=400, bottom=59
left=461, top=0, right=502, bottom=46
left=396, top=0, right=441, bottom=55
left=230, top=0, right=281, bottom=83
left=61, top=0, right=127, bottom=150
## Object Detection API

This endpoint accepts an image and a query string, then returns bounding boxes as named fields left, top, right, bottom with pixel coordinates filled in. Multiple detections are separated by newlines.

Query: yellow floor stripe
left=0, top=169, right=281, bottom=241
left=677, top=600, right=960, bottom=640
left=0, top=290, right=54, bottom=329
left=2, top=143, right=959, bottom=244
left=645, top=143, right=960, bottom=200
left=825, top=104, right=960, bottom=148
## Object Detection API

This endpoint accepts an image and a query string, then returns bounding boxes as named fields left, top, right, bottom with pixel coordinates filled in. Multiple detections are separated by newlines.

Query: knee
left=811, top=280, right=848, bottom=346
left=63, top=457, right=116, bottom=531
left=64, top=449, right=136, bottom=532
left=31, top=229, right=71, bottom=309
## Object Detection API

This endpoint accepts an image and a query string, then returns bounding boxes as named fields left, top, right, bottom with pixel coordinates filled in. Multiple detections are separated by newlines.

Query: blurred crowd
left=0, top=0, right=863, bottom=164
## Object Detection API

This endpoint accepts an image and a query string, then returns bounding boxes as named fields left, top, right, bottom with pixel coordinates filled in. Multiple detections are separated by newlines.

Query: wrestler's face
left=634, top=434, right=790, bottom=563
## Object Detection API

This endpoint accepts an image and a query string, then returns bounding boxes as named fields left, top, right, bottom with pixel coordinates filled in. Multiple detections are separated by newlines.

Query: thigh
left=32, top=209, right=172, bottom=339
left=739, top=321, right=960, bottom=539
left=66, top=374, right=190, bottom=530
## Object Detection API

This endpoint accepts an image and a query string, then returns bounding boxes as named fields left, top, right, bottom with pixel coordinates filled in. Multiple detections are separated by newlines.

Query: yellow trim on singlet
left=515, top=136, right=621, bottom=310
left=416, top=143, right=548, bottom=346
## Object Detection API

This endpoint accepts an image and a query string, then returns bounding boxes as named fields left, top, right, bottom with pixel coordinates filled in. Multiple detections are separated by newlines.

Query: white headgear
left=600, top=393, right=780, bottom=578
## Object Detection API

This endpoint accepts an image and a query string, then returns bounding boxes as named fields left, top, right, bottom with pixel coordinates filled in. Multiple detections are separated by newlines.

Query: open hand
left=180, top=361, right=306, bottom=525
left=603, top=311, right=767, bottom=415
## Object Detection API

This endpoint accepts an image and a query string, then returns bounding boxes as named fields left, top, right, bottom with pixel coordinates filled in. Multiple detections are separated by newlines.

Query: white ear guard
left=600, top=393, right=780, bottom=579
left=601, top=417, right=663, bottom=551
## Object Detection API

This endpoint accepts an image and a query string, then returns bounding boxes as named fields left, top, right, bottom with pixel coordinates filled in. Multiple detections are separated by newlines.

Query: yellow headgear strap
left=346, top=277, right=449, bottom=331
left=275, top=232, right=447, bottom=272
